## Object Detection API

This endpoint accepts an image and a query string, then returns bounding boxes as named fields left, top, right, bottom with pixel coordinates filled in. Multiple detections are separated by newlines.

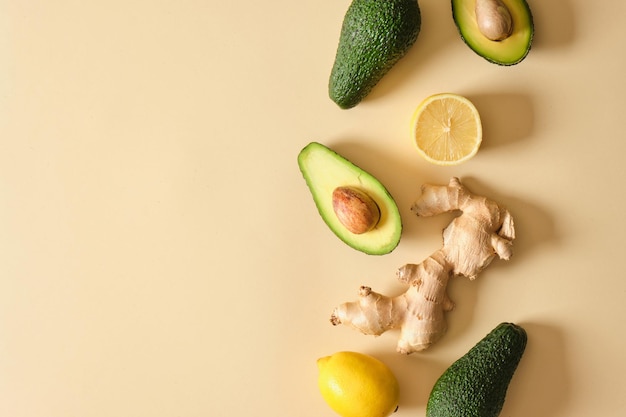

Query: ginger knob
left=332, top=186, right=381, bottom=234
left=475, top=0, right=513, bottom=41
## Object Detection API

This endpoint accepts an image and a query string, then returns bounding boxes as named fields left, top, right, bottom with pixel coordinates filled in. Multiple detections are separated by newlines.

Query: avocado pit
left=332, top=186, right=381, bottom=234
left=475, top=0, right=513, bottom=41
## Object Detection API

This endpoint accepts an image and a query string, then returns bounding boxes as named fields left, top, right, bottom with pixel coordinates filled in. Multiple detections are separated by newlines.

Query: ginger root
left=330, top=177, right=515, bottom=354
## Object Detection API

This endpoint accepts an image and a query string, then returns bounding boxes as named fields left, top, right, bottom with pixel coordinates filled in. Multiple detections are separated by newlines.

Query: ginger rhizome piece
left=330, top=177, right=515, bottom=354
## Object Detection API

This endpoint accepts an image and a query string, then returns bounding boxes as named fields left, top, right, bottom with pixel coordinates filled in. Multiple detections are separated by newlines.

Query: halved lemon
left=411, top=93, right=482, bottom=166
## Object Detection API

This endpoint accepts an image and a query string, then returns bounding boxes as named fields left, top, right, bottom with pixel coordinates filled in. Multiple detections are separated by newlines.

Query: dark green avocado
left=427, top=322, right=527, bottom=417
left=329, top=0, right=421, bottom=109
left=297, top=142, right=402, bottom=255
left=452, top=0, right=533, bottom=65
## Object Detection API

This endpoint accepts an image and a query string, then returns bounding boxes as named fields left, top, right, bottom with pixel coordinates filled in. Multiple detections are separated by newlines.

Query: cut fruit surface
left=298, top=142, right=402, bottom=255
left=411, top=93, right=482, bottom=166
left=452, top=0, right=534, bottom=66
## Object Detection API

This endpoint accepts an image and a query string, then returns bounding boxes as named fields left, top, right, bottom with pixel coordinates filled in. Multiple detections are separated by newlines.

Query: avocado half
left=452, top=0, right=533, bottom=65
left=297, top=142, right=402, bottom=255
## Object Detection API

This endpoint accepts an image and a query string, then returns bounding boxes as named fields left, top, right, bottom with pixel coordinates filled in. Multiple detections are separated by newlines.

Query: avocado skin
left=427, top=322, right=527, bottom=417
left=329, top=0, right=421, bottom=109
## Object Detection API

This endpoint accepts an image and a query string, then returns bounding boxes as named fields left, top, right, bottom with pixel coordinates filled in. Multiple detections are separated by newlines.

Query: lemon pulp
left=412, top=93, right=482, bottom=165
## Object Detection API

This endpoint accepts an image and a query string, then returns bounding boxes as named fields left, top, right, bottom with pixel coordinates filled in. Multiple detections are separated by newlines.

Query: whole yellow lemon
left=317, top=351, right=400, bottom=417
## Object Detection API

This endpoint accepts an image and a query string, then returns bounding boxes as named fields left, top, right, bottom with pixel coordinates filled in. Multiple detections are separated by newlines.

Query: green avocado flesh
left=329, top=0, right=421, bottom=109
left=452, top=0, right=533, bottom=65
left=427, top=322, right=527, bottom=417
left=298, top=142, right=402, bottom=255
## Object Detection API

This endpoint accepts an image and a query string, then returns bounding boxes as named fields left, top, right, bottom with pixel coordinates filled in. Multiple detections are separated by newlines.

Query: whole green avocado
left=329, top=0, right=421, bottom=109
left=427, top=322, right=527, bottom=417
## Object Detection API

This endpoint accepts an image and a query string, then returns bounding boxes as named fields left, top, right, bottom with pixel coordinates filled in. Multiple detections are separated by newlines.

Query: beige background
left=1, top=0, right=625, bottom=416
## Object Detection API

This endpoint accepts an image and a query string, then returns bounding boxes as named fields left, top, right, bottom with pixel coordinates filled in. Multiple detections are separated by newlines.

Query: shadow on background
left=531, top=0, right=577, bottom=49
left=457, top=176, right=559, bottom=267
left=373, top=349, right=448, bottom=410
left=362, top=0, right=460, bottom=105
left=431, top=175, right=558, bottom=348
left=467, top=92, right=534, bottom=150
left=371, top=321, right=570, bottom=416
left=326, top=0, right=578, bottom=107
left=504, top=321, right=571, bottom=416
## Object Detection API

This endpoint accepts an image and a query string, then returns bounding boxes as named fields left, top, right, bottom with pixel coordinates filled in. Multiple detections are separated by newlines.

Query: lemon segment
left=411, top=93, right=482, bottom=165
left=317, top=351, right=399, bottom=417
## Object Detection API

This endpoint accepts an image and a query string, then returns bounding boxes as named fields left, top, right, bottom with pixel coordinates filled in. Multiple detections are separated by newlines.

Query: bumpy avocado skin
left=329, top=0, right=421, bottom=109
left=452, top=0, right=534, bottom=66
left=426, top=323, right=527, bottom=417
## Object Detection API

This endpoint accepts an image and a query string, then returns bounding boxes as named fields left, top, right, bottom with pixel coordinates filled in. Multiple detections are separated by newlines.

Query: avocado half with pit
left=298, top=142, right=402, bottom=255
left=452, top=0, right=533, bottom=65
